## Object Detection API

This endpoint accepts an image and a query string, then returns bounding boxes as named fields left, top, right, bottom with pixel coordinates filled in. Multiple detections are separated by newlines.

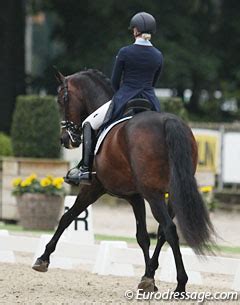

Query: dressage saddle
left=123, top=98, right=154, bottom=116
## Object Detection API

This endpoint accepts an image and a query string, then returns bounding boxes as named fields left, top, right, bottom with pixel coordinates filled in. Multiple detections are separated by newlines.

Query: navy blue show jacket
left=110, top=42, right=163, bottom=121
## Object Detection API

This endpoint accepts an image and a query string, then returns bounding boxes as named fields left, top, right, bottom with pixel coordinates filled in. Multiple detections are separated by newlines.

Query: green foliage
left=0, top=132, right=13, bottom=156
left=161, top=97, right=189, bottom=120
left=200, top=189, right=218, bottom=212
left=187, top=98, right=240, bottom=123
left=0, top=0, right=25, bottom=133
left=11, top=95, right=61, bottom=158
left=27, top=1, right=240, bottom=120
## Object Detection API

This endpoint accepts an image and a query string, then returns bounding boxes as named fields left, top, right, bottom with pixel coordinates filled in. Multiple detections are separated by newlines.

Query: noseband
left=59, top=78, right=82, bottom=146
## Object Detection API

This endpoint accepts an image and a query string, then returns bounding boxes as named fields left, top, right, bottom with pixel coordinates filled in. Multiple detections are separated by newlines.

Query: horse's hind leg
left=146, top=200, right=175, bottom=279
left=146, top=194, right=188, bottom=293
left=125, top=195, right=157, bottom=292
left=32, top=181, right=104, bottom=272
left=126, top=195, right=150, bottom=271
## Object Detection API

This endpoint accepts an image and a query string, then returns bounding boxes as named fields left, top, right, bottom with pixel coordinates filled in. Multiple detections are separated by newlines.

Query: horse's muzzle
left=60, top=131, right=81, bottom=149
left=60, top=132, right=71, bottom=149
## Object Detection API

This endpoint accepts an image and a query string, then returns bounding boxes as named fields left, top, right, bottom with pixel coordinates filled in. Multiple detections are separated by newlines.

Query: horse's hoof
left=174, top=285, right=186, bottom=297
left=32, top=258, right=49, bottom=272
left=138, top=276, right=158, bottom=293
left=174, top=291, right=187, bottom=299
left=174, top=283, right=186, bottom=293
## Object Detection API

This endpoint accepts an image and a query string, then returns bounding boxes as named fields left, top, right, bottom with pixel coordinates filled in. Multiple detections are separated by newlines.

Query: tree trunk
left=188, top=88, right=201, bottom=112
left=0, top=0, right=25, bottom=133
left=176, top=85, right=185, bottom=101
left=186, top=74, right=202, bottom=113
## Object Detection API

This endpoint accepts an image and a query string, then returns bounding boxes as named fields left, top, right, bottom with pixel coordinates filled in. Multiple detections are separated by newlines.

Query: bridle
left=58, top=78, right=82, bottom=146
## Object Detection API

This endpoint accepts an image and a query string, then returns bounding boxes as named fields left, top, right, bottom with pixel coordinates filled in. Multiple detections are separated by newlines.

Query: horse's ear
left=52, top=66, right=65, bottom=84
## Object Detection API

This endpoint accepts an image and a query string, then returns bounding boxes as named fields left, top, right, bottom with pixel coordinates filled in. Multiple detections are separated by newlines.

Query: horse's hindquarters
left=94, top=112, right=197, bottom=198
left=95, top=113, right=170, bottom=196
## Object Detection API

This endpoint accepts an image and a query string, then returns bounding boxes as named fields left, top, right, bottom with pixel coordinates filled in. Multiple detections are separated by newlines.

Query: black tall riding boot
left=64, top=122, right=95, bottom=185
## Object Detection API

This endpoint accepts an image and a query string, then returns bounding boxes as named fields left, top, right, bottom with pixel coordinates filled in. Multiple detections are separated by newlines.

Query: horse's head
left=55, top=68, right=114, bottom=149
left=55, top=70, right=88, bottom=149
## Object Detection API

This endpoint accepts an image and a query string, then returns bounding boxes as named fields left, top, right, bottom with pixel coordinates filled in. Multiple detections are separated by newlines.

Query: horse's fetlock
left=178, top=273, right=188, bottom=285
left=149, top=259, right=159, bottom=272
left=46, top=242, right=56, bottom=254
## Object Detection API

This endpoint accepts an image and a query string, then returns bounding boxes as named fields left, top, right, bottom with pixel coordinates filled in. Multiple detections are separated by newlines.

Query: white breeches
left=82, top=100, right=111, bottom=130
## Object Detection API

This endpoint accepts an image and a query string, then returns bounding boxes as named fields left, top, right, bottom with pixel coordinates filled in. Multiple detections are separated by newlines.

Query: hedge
left=11, top=95, right=61, bottom=158
left=161, top=97, right=188, bottom=120
left=0, top=132, right=13, bottom=156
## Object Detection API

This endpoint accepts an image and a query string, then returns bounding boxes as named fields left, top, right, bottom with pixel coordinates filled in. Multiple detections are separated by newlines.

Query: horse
left=32, top=68, right=214, bottom=293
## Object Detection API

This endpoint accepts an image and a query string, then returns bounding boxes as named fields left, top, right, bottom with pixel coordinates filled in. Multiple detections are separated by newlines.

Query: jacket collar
left=134, top=37, right=153, bottom=46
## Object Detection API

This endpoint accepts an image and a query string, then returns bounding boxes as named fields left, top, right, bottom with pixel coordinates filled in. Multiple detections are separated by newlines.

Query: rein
left=59, top=78, right=82, bottom=146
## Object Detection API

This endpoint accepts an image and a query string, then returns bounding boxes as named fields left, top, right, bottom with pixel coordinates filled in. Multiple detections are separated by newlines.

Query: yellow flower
left=12, top=177, right=22, bottom=187
left=25, top=177, right=33, bottom=185
left=20, top=181, right=26, bottom=187
left=28, top=173, right=37, bottom=182
left=52, top=177, right=64, bottom=188
left=21, top=179, right=32, bottom=187
left=40, top=178, right=51, bottom=187
left=46, top=175, right=54, bottom=182
left=55, top=183, right=62, bottom=189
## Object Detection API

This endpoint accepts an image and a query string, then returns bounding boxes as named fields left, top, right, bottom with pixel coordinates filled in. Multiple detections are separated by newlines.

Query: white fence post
left=93, top=241, right=134, bottom=276
left=33, top=234, right=73, bottom=269
left=232, top=263, right=240, bottom=291
left=0, top=230, right=15, bottom=263
left=159, top=247, right=203, bottom=285
left=63, top=196, right=94, bottom=244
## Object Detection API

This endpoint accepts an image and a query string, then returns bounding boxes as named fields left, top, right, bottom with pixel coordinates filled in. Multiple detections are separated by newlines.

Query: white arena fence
left=0, top=196, right=239, bottom=291
left=0, top=230, right=240, bottom=291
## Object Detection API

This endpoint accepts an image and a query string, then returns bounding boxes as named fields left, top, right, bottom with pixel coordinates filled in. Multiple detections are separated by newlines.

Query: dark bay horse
left=33, top=69, right=214, bottom=293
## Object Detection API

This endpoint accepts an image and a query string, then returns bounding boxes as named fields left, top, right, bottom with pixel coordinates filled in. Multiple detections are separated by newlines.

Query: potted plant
left=12, top=173, right=65, bottom=230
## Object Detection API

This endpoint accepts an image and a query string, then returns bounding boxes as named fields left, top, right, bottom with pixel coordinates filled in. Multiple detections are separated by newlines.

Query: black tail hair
left=165, top=118, right=215, bottom=254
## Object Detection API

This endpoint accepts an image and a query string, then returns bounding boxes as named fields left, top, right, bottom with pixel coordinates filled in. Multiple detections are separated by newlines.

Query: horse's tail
left=165, top=118, right=215, bottom=254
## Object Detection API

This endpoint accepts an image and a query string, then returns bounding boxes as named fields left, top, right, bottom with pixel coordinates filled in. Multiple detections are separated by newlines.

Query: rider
left=65, top=12, right=163, bottom=185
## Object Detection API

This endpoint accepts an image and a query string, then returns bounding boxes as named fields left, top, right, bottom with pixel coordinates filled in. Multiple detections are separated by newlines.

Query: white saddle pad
left=94, top=117, right=132, bottom=154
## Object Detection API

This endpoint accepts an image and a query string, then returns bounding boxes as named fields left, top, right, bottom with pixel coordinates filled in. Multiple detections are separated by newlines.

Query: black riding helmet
left=129, top=12, right=156, bottom=34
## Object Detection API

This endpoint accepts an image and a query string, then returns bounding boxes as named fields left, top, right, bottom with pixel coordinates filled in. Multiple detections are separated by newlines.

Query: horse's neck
left=77, top=71, right=113, bottom=115
left=86, top=89, right=112, bottom=114
left=90, top=97, right=111, bottom=113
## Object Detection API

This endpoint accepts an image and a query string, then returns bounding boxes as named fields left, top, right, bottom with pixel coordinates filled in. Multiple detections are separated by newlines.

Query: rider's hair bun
left=141, top=33, right=151, bottom=41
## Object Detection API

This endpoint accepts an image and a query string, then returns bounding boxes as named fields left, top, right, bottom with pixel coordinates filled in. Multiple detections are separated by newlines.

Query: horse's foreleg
left=147, top=195, right=188, bottom=293
left=32, top=182, right=104, bottom=272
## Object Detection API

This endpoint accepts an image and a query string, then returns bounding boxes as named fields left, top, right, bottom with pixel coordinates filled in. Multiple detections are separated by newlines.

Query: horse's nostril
left=60, top=133, right=71, bottom=149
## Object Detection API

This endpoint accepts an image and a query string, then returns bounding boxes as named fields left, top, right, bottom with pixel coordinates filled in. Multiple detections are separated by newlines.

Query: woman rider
left=65, top=12, right=163, bottom=185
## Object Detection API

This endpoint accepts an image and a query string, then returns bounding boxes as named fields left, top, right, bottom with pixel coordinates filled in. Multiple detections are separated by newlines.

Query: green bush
left=11, top=95, right=61, bottom=158
left=0, top=132, right=13, bottom=156
left=161, top=97, right=189, bottom=120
